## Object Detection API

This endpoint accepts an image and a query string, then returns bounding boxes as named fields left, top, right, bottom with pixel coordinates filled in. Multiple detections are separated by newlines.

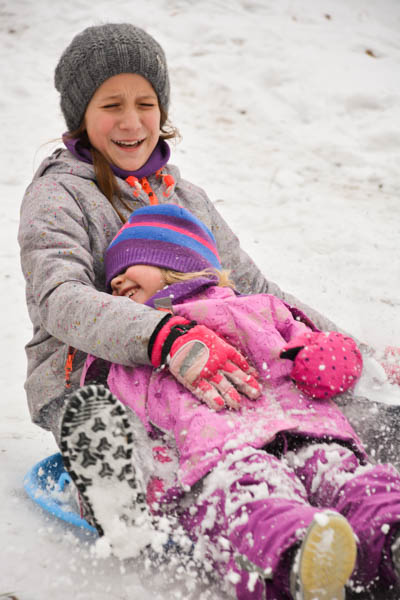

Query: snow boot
left=290, top=510, right=357, bottom=600
left=60, top=384, right=158, bottom=557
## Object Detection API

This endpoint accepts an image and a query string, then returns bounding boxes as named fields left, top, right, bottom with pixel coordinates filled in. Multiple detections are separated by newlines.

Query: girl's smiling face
left=84, top=73, right=161, bottom=171
left=110, top=264, right=166, bottom=304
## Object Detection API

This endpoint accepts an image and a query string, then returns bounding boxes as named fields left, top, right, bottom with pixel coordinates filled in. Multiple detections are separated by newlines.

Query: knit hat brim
left=106, top=239, right=217, bottom=289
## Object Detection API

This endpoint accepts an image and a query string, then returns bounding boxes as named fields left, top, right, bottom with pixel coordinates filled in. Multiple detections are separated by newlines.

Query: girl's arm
left=19, top=177, right=165, bottom=367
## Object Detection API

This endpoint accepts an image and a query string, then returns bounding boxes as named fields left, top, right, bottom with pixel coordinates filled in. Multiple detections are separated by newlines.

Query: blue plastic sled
left=24, top=452, right=97, bottom=534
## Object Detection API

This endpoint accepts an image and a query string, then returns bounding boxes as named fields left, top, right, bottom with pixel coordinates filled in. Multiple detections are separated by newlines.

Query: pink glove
left=149, top=316, right=261, bottom=410
left=381, top=346, right=400, bottom=385
left=280, top=331, right=363, bottom=400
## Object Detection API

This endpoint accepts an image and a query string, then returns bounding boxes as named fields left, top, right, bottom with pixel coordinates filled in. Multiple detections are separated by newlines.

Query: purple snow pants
left=180, top=441, right=400, bottom=600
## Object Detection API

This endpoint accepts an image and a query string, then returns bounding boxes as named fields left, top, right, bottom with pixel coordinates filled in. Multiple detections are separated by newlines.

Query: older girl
left=19, top=23, right=400, bottom=600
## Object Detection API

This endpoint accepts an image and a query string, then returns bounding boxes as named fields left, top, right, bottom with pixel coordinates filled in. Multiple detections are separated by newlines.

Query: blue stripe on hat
left=108, top=224, right=220, bottom=269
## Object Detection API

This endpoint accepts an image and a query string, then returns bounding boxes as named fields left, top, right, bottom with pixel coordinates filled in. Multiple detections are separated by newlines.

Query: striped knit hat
left=105, top=204, right=221, bottom=289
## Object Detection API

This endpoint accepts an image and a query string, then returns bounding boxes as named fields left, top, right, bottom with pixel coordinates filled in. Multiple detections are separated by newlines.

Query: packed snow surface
left=1, top=0, right=400, bottom=598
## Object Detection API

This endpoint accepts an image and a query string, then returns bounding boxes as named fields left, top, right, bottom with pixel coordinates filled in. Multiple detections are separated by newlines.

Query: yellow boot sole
left=296, top=511, right=357, bottom=600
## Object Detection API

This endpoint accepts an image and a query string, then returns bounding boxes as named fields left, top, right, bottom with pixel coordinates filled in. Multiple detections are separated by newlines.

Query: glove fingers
left=193, top=379, right=226, bottom=411
left=167, top=326, right=262, bottom=407
left=169, top=340, right=245, bottom=409
left=222, top=360, right=261, bottom=399
left=209, top=372, right=242, bottom=410
left=247, top=365, right=260, bottom=379
left=225, top=345, right=255, bottom=372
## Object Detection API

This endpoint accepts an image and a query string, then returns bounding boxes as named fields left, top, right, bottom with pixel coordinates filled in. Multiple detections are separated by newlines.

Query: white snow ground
left=1, top=0, right=400, bottom=598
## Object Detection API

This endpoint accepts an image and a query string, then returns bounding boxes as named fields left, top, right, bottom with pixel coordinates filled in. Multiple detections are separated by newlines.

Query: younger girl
left=62, top=204, right=400, bottom=600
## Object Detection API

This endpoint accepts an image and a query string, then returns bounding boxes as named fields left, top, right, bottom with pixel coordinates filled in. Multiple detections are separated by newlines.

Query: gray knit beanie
left=54, top=23, right=170, bottom=132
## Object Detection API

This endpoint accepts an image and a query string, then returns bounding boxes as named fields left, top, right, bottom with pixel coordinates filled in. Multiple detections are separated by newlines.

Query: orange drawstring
left=65, top=346, right=77, bottom=388
left=140, top=177, right=158, bottom=205
left=125, top=175, right=142, bottom=197
left=125, top=169, right=175, bottom=204
left=155, top=169, right=175, bottom=197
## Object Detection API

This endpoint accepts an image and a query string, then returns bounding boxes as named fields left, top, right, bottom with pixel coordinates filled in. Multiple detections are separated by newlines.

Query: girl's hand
left=149, top=316, right=261, bottom=410
left=280, top=331, right=363, bottom=400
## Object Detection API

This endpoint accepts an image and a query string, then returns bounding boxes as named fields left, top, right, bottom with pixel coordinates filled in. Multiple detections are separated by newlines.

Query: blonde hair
left=65, top=107, right=180, bottom=223
left=160, top=268, right=235, bottom=289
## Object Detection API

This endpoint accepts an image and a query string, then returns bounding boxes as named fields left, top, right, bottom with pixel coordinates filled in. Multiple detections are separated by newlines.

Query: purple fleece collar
left=62, top=135, right=170, bottom=179
left=145, top=277, right=219, bottom=309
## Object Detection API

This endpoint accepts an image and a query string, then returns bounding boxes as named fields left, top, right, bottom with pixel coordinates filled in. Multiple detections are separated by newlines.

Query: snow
left=1, top=0, right=400, bottom=598
left=314, top=512, right=330, bottom=528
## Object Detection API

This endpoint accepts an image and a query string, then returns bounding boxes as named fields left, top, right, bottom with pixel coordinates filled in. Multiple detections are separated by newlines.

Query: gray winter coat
left=18, top=148, right=338, bottom=431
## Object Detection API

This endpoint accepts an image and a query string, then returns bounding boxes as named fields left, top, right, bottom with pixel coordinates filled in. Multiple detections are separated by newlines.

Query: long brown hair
left=65, top=106, right=180, bottom=223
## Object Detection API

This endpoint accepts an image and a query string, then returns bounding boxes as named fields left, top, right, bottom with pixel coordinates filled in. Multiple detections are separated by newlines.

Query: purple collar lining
left=145, top=278, right=219, bottom=309
left=62, top=135, right=171, bottom=179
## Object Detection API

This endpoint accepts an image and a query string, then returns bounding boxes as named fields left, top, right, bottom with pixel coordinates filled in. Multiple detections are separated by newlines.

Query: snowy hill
left=1, top=0, right=400, bottom=598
